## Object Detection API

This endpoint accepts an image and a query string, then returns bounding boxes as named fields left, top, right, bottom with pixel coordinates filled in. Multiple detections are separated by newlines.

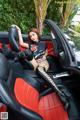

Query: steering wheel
left=8, top=25, right=34, bottom=69
left=8, top=25, right=20, bottom=52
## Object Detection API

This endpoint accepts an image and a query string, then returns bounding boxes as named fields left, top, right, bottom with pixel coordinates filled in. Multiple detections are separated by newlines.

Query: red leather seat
left=14, top=77, right=68, bottom=120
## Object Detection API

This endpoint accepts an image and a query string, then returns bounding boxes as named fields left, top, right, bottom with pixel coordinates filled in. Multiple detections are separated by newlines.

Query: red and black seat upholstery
left=0, top=25, right=69, bottom=120
left=14, top=68, right=68, bottom=120
left=0, top=52, right=69, bottom=120
left=0, top=53, right=43, bottom=120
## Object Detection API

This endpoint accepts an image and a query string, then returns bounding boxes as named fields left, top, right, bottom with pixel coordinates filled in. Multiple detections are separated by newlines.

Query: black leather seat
left=7, top=25, right=75, bottom=120
left=0, top=52, right=70, bottom=120
left=0, top=53, right=42, bottom=120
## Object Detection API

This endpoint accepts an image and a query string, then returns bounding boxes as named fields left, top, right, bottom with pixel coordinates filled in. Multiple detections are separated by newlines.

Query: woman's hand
left=11, top=25, right=20, bottom=31
left=15, top=25, right=21, bottom=32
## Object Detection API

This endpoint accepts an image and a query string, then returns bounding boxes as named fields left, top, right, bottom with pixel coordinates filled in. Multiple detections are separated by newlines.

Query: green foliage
left=68, top=31, right=80, bottom=50
left=67, top=5, right=78, bottom=26
left=0, top=0, right=62, bottom=33
left=0, top=0, right=36, bottom=33
left=0, top=0, right=79, bottom=35
left=74, top=23, right=80, bottom=33
left=72, top=36, right=80, bottom=50
left=47, top=0, right=61, bottom=23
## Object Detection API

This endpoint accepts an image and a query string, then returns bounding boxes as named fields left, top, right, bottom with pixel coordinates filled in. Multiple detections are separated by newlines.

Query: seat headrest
left=0, top=53, right=10, bottom=80
left=8, top=25, right=19, bottom=52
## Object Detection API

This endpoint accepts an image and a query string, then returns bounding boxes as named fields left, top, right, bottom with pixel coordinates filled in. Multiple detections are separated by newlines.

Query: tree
left=59, top=0, right=75, bottom=27
left=33, top=0, right=51, bottom=35
left=59, top=0, right=80, bottom=28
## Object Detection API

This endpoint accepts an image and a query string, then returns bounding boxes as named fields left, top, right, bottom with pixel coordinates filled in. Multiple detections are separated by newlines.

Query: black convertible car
left=0, top=19, right=80, bottom=120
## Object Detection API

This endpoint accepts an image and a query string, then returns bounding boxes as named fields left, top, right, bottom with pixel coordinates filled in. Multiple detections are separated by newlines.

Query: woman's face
left=29, top=32, right=39, bottom=42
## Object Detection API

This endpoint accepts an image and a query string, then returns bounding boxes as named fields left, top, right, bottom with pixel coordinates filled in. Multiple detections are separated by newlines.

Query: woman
left=16, top=26, right=71, bottom=110
left=17, top=27, right=49, bottom=71
left=2, top=25, right=79, bottom=118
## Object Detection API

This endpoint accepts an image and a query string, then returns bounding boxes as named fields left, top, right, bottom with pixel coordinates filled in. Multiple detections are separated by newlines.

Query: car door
left=44, top=20, right=80, bottom=70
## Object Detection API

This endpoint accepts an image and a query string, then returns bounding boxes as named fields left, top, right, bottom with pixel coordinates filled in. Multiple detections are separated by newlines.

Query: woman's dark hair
left=28, top=28, right=40, bottom=42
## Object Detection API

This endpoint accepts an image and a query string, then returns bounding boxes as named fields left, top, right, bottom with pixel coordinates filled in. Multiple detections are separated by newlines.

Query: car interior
left=0, top=25, right=80, bottom=120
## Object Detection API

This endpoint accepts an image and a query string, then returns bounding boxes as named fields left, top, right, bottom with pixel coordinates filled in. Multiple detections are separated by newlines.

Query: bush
left=74, top=23, right=80, bottom=33
left=0, top=0, right=36, bottom=33
left=71, top=36, right=80, bottom=50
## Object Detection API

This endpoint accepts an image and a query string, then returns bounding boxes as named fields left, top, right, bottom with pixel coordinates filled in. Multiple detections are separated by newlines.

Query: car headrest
left=0, top=53, right=10, bottom=81
left=8, top=25, right=19, bottom=52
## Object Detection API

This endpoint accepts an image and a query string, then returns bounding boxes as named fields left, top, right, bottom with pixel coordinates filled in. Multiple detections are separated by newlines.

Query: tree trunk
left=36, top=16, right=43, bottom=35
left=34, top=0, right=51, bottom=35
left=38, top=19, right=43, bottom=35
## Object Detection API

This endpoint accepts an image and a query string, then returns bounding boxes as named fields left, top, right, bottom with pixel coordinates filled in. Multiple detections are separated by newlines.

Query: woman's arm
left=16, top=26, right=29, bottom=48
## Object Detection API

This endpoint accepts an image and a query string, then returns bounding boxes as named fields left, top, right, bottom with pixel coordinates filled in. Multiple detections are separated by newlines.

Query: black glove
left=25, top=49, right=33, bottom=61
left=18, top=49, right=33, bottom=61
left=18, top=51, right=26, bottom=59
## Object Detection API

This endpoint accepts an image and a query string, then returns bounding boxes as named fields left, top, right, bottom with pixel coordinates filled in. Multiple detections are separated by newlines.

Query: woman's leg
left=37, top=65, right=69, bottom=110
left=37, top=66, right=79, bottom=119
left=30, top=58, right=38, bottom=70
